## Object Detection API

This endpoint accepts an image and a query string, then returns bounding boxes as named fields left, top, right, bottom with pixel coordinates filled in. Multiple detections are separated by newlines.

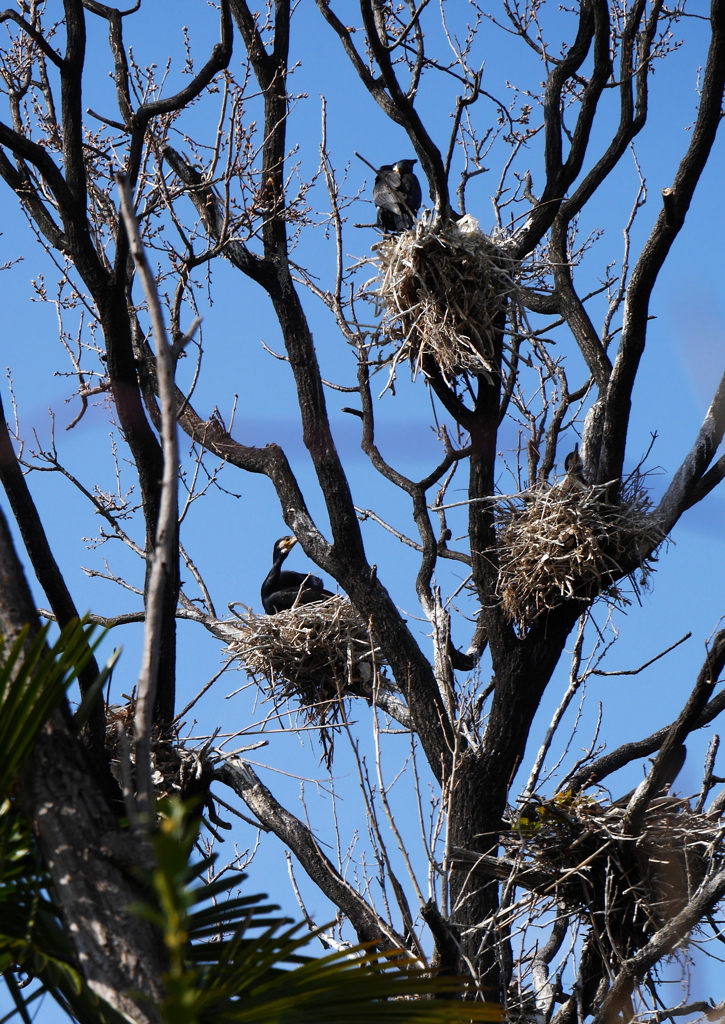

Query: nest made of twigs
left=220, top=596, right=388, bottom=763
left=371, top=213, right=520, bottom=385
left=504, top=792, right=725, bottom=964
left=105, top=699, right=208, bottom=802
left=494, top=474, right=665, bottom=635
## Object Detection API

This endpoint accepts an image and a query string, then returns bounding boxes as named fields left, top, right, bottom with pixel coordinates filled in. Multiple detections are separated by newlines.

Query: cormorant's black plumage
left=373, top=159, right=421, bottom=232
left=261, top=536, right=333, bottom=614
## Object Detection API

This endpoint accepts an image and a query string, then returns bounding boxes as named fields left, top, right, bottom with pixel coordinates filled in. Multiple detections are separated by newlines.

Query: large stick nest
left=504, top=791, right=725, bottom=966
left=219, top=597, right=388, bottom=763
left=494, top=474, right=665, bottom=635
left=371, top=213, right=520, bottom=384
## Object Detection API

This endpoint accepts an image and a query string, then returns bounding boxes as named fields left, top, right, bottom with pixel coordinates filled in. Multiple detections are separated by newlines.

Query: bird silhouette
left=373, top=159, right=422, bottom=232
left=562, top=443, right=588, bottom=491
left=261, top=536, right=333, bottom=614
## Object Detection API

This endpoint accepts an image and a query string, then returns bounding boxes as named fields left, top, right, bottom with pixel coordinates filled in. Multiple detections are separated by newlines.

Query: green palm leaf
left=0, top=628, right=500, bottom=1024
left=0, top=619, right=108, bottom=799
left=0, top=621, right=130, bottom=1024
left=149, top=801, right=501, bottom=1024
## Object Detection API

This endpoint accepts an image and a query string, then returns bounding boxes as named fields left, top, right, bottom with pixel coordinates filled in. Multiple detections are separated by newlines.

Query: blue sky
left=1, top=0, right=725, bottom=1017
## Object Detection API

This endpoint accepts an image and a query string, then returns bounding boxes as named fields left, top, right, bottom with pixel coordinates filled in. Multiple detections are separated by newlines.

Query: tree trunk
left=0, top=507, right=168, bottom=1024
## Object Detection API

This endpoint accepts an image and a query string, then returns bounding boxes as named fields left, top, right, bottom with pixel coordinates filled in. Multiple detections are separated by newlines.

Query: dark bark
left=657, top=366, right=725, bottom=530
left=549, top=218, right=612, bottom=393
left=421, top=900, right=461, bottom=976
left=0, top=507, right=44, bottom=646
left=24, top=715, right=168, bottom=1024
left=447, top=604, right=581, bottom=980
left=0, top=394, right=107, bottom=762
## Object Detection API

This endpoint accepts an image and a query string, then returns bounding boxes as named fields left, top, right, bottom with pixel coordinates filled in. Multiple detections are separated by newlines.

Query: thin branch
left=622, top=629, right=725, bottom=834
left=569, top=631, right=725, bottom=794
left=214, top=759, right=410, bottom=952
left=591, top=632, right=691, bottom=676
left=117, top=174, right=180, bottom=827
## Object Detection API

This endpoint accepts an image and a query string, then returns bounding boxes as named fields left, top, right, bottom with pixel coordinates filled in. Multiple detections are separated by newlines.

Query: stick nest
left=494, top=475, right=665, bottom=635
left=504, top=791, right=725, bottom=965
left=371, top=213, right=520, bottom=384
left=105, top=699, right=209, bottom=802
left=220, top=597, right=388, bottom=763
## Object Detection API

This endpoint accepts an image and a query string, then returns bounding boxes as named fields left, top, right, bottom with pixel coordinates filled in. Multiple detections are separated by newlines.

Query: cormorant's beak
left=280, top=536, right=297, bottom=554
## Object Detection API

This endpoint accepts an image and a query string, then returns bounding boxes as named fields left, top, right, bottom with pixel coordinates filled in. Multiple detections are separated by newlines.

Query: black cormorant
left=373, top=159, right=422, bottom=232
left=564, top=443, right=584, bottom=477
left=261, top=536, right=334, bottom=614
left=561, top=443, right=588, bottom=495
left=563, top=443, right=588, bottom=487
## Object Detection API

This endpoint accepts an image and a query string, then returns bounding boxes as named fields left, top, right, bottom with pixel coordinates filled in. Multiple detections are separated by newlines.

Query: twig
left=695, top=735, right=721, bottom=814
left=623, top=630, right=725, bottom=835
left=590, top=868, right=725, bottom=1024
left=592, top=633, right=691, bottom=677
left=172, top=656, right=236, bottom=724
left=525, top=615, right=587, bottom=797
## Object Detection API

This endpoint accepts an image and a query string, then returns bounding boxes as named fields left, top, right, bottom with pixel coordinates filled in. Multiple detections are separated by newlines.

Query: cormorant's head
left=394, top=159, right=417, bottom=174
left=274, top=536, right=297, bottom=558
left=564, top=444, right=581, bottom=474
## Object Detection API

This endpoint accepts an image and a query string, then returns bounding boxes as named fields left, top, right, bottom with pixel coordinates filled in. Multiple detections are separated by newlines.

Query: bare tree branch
left=117, top=174, right=180, bottom=824
left=215, top=759, right=411, bottom=952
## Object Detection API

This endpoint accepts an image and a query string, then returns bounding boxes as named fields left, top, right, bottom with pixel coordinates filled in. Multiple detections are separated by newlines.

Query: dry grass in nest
left=494, top=474, right=665, bottom=635
left=504, top=792, right=725, bottom=964
left=105, top=699, right=206, bottom=802
left=220, top=596, right=387, bottom=764
left=371, top=213, right=520, bottom=385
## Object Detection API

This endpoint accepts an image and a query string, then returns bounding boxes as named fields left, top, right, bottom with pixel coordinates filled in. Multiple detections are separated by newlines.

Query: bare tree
left=2, top=2, right=725, bottom=1022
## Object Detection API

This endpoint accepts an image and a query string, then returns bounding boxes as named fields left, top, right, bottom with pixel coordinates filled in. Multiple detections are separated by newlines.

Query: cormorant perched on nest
left=373, top=159, right=422, bottom=232
left=261, top=536, right=334, bottom=614
left=562, top=443, right=588, bottom=492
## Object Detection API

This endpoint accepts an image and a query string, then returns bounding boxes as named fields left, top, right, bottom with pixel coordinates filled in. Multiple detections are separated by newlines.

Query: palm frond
left=0, top=622, right=130, bottom=1024
left=0, top=632, right=501, bottom=1024
left=150, top=801, right=501, bottom=1024
left=0, top=619, right=106, bottom=799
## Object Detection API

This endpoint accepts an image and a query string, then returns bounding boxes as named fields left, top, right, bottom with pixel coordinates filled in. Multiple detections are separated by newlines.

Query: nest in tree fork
left=504, top=792, right=725, bottom=966
left=217, top=596, right=388, bottom=762
left=105, top=699, right=209, bottom=802
left=494, top=474, right=665, bottom=635
left=372, top=214, right=520, bottom=384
